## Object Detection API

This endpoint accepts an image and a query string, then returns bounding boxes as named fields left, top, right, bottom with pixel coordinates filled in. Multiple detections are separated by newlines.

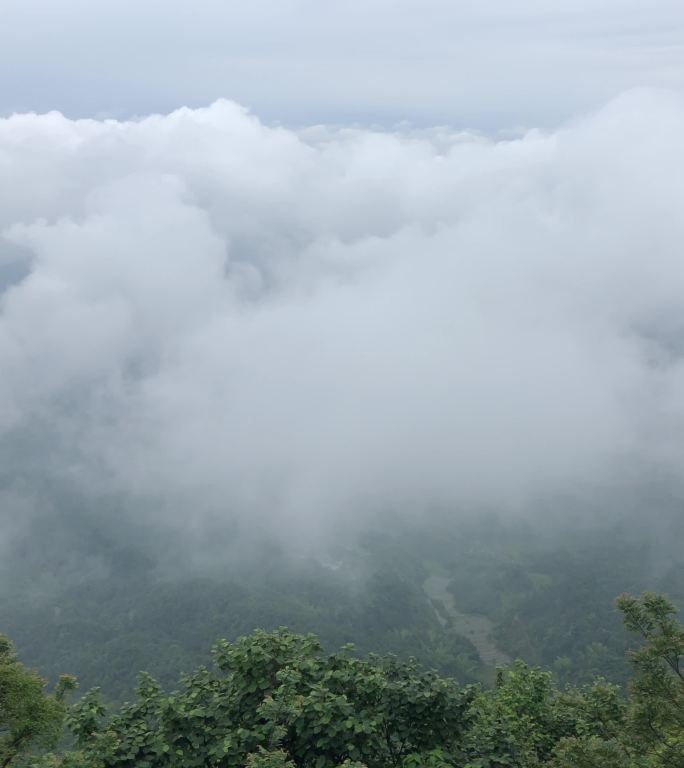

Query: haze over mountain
left=2, top=9, right=684, bottom=760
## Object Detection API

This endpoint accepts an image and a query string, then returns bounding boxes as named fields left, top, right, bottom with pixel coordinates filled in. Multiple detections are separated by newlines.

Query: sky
left=1, top=0, right=683, bottom=128
left=2, top=3, right=684, bottom=545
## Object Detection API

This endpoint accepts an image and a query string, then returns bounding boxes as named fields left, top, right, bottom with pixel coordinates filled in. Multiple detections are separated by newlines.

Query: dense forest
left=2, top=591, right=683, bottom=767
left=2, top=485, right=683, bottom=701
left=2, top=490, right=684, bottom=767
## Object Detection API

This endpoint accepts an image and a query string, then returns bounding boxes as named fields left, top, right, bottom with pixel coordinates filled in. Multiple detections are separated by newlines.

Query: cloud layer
left=2, top=91, right=684, bottom=541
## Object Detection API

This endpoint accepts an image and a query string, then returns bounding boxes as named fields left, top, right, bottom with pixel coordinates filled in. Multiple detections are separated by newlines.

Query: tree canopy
left=0, top=635, right=74, bottom=768
left=5, top=591, right=680, bottom=768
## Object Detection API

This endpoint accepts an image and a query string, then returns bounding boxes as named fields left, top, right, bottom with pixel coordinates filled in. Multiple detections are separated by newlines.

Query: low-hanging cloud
left=2, top=90, right=684, bottom=544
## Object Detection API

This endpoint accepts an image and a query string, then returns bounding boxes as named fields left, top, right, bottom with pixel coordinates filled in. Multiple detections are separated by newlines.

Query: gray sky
left=2, top=0, right=684, bottom=127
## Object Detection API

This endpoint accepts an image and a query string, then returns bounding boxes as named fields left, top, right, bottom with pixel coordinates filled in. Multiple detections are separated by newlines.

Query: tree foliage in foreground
left=0, top=635, right=75, bottom=768
left=10, top=592, right=684, bottom=768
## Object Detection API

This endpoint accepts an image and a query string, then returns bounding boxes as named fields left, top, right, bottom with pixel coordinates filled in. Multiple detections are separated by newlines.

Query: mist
left=1, top=90, right=684, bottom=555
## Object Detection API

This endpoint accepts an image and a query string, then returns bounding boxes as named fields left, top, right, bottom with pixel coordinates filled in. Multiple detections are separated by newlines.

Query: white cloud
left=1, top=91, right=684, bottom=541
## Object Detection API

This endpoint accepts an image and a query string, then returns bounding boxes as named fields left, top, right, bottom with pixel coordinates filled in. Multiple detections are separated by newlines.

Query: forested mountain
left=3, top=592, right=683, bottom=768
left=3, top=484, right=683, bottom=768
left=2, top=486, right=683, bottom=704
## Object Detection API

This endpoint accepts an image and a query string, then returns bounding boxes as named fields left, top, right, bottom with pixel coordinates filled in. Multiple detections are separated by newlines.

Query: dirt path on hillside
left=423, top=574, right=510, bottom=668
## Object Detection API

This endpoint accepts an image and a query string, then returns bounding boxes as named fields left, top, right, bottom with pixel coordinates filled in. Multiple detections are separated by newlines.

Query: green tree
left=616, top=592, right=684, bottom=767
left=34, top=592, right=684, bottom=768
left=66, top=629, right=475, bottom=768
left=462, top=663, right=627, bottom=767
left=550, top=592, right=684, bottom=768
left=0, top=635, right=75, bottom=767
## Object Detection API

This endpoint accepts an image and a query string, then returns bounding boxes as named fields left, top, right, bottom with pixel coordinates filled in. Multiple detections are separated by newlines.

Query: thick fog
left=2, top=90, right=684, bottom=544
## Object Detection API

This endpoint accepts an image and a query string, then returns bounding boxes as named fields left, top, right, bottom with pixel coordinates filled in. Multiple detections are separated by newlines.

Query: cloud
left=1, top=91, right=684, bottom=543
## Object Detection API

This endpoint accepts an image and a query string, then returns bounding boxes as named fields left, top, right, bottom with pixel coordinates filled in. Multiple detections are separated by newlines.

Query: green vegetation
left=3, top=498, right=684, bottom=766
left=6, top=506, right=684, bottom=704
left=0, top=564, right=482, bottom=702
left=4, top=592, right=683, bottom=768
left=0, top=635, right=75, bottom=768
left=365, top=515, right=684, bottom=687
